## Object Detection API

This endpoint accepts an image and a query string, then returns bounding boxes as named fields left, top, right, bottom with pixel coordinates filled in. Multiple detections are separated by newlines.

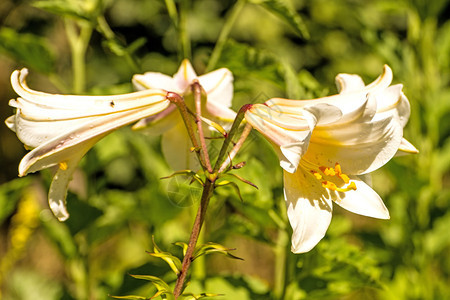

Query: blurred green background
left=0, top=0, right=449, bottom=299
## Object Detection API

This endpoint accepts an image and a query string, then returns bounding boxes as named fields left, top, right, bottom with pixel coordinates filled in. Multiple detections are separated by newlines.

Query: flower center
left=311, top=163, right=357, bottom=192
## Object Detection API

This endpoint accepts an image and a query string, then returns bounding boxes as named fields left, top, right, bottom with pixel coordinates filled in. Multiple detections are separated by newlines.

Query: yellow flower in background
left=246, top=65, right=418, bottom=253
left=132, top=59, right=236, bottom=170
left=5, top=68, right=170, bottom=221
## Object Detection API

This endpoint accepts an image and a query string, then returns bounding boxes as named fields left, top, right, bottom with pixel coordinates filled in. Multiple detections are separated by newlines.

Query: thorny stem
left=171, top=104, right=252, bottom=298
left=213, top=104, right=252, bottom=172
left=218, top=122, right=252, bottom=173
left=192, top=81, right=213, bottom=173
left=173, top=178, right=215, bottom=299
left=166, top=92, right=207, bottom=170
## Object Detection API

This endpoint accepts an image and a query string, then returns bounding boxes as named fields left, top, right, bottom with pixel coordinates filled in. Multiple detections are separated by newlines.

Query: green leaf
left=147, top=251, right=182, bottom=275
left=173, top=242, right=189, bottom=256
left=129, top=275, right=175, bottom=300
left=225, top=173, right=258, bottom=190
left=33, top=0, right=94, bottom=21
left=149, top=236, right=182, bottom=275
left=0, top=27, right=55, bottom=74
left=215, top=180, right=244, bottom=202
left=193, top=242, right=243, bottom=261
left=161, top=170, right=204, bottom=186
left=252, top=0, right=310, bottom=39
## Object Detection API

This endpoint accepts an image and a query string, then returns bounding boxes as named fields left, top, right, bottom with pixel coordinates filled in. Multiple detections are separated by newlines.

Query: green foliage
left=0, top=28, right=55, bottom=74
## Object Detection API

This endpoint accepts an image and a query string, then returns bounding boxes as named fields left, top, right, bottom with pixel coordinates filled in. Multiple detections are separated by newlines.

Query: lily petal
left=333, top=176, right=390, bottom=219
left=198, top=68, right=234, bottom=108
left=48, top=149, right=90, bottom=221
left=132, top=104, right=179, bottom=134
left=132, top=72, right=178, bottom=92
left=161, top=121, right=200, bottom=171
left=18, top=101, right=170, bottom=176
left=335, top=73, right=365, bottom=93
left=245, top=104, right=316, bottom=173
left=11, top=69, right=168, bottom=120
left=284, top=168, right=333, bottom=253
left=396, top=138, right=419, bottom=156
left=173, top=59, right=197, bottom=92
left=267, top=91, right=368, bottom=125
left=306, top=115, right=403, bottom=174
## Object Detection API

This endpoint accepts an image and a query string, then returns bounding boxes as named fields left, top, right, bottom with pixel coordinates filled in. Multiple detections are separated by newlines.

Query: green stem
left=164, top=0, right=179, bottom=26
left=173, top=179, right=215, bottom=299
left=273, top=227, right=289, bottom=299
left=207, top=0, right=246, bottom=71
left=65, top=20, right=93, bottom=94
left=192, top=223, right=206, bottom=282
left=96, top=15, right=140, bottom=72
left=179, top=0, right=191, bottom=59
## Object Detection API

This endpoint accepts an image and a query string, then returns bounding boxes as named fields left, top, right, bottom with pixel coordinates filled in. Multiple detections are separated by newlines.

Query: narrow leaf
left=147, top=251, right=182, bottom=275
left=173, top=242, right=189, bottom=256
left=253, top=0, right=310, bottom=39
left=198, top=116, right=227, bottom=136
left=193, top=242, right=244, bottom=261
left=226, top=173, right=259, bottom=189
left=161, top=170, right=204, bottom=186
left=129, top=274, right=174, bottom=300
left=215, top=180, right=244, bottom=202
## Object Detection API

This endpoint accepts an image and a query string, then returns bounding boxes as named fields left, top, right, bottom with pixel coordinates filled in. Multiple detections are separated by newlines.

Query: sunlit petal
left=18, top=101, right=170, bottom=176
left=132, top=104, right=179, bottom=134
left=173, top=59, right=197, bottom=92
left=284, top=169, right=333, bottom=253
left=198, top=68, right=234, bottom=108
left=306, top=115, right=403, bottom=174
left=132, top=72, right=178, bottom=92
left=333, top=176, right=390, bottom=219
left=245, top=104, right=315, bottom=173
left=48, top=150, right=90, bottom=221
left=396, top=138, right=419, bottom=156
left=11, top=69, right=168, bottom=120
left=335, top=73, right=365, bottom=93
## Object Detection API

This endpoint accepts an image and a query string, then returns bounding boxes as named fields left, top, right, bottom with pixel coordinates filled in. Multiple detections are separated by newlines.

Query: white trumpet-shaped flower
left=132, top=59, right=236, bottom=170
left=5, top=68, right=170, bottom=221
left=245, top=65, right=418, bottom=253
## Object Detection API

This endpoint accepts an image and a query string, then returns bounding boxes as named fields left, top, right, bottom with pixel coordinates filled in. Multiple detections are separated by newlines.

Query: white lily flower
left=246, top=65, right=418, bottom=253
left=132, top=59, right=236, bottom=170
left=5, top=68, right=170, bottom=221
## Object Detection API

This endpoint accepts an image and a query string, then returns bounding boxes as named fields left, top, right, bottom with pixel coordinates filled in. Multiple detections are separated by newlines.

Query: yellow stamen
left=322, top=181, right=337, bottom=190
left=311, top=171, right=322, bottom=180
left=338, top=173, right=350, bottom=184
left=316, top=162, right=356, bottom=192
left=59, top=162, right=68, bottom=170
left=334, top=162, right=342, bottom=174
left=319, top=166, right=336, bottom=176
